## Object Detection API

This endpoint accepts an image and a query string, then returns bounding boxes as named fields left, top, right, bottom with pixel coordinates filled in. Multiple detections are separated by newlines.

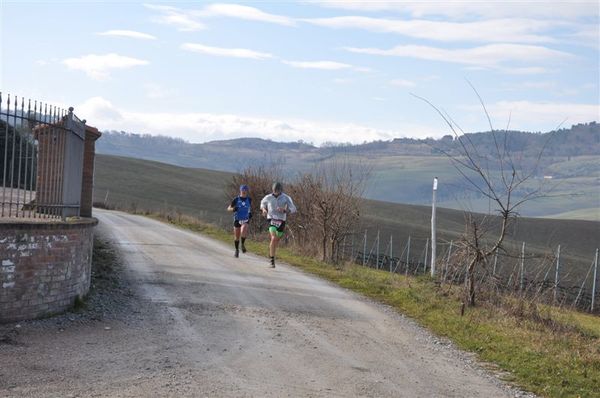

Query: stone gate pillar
left=80, top=125, right=101, bottom=218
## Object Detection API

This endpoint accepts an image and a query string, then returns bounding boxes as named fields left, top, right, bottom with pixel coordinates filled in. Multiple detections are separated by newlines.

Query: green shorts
left=268, top=219, right=286, bottom=238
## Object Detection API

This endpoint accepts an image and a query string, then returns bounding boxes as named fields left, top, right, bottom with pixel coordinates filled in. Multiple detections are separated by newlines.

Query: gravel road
left=0, top=209, right=531, bottom=397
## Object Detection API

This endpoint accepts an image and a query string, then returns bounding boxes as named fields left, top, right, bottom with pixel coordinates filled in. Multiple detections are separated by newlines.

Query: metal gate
left=1, top=93, right=86, bottom=219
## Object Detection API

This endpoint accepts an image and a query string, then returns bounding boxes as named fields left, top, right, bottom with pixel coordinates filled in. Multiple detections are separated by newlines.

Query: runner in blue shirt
left=227, top=184, right=252, bottom=258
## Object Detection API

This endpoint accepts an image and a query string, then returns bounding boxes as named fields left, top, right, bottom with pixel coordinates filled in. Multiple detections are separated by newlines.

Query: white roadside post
left=431, top=177, right=438, bottom=276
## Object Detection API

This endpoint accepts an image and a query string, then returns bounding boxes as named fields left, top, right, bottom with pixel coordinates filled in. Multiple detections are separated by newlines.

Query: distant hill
left=94, top=154, right=599, bottom=287
left=96, top=134, right=317, bottom=171
left=95, top=122, right=600, bottom=219
left=97, top=122, right=600, bottom=166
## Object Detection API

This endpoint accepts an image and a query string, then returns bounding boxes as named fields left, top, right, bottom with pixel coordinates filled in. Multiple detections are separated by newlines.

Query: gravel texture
left=0, top=209, right=536, bottom=397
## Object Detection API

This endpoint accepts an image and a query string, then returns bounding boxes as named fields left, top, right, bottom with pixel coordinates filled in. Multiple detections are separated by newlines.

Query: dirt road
left=0, top=210, right=527, bottom=397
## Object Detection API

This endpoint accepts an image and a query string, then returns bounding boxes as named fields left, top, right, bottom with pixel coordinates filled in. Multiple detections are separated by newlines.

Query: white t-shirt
left=260, top=193, right=297, bottom=221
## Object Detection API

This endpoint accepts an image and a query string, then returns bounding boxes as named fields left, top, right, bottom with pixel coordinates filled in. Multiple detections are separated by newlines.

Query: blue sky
left=1, top=1, right=598, bottom=145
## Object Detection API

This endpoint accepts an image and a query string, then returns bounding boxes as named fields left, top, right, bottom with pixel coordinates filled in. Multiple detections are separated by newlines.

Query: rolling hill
left=96, top=123, right=600, bottom=219
left=94, top=154, right=599, bottom=289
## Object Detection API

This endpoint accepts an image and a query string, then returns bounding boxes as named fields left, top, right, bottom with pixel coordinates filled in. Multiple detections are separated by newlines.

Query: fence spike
left=405, top=235, right=411, bottom=276
left=520, top=242, right=525, bottom=292
left=574, top=259, right=595, bottom=308
left=423, top=237, right=429, bottom=273
left=554, top=245, right=561, bottom=304
left=376, top=230, right=380, bottom=269
left=389, top=235, right=393, bottom=273
left=591, top=248, right=598, bottom=313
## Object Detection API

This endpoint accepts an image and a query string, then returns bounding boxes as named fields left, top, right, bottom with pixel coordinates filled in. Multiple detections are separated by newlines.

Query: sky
left=1, top=0, right=598, bottom=145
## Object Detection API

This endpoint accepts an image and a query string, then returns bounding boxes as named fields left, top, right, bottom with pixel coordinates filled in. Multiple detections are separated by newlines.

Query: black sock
left=241, top=237, right=246, bottom=245
left=235, top=240, right=239, bottom=250
left=270, top=256, right=275, bottom=263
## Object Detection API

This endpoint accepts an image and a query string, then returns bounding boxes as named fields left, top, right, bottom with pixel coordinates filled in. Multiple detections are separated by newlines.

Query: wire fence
left=339, top=230, right=599, bottom=314
left=0, top=93, right=86, bottom=220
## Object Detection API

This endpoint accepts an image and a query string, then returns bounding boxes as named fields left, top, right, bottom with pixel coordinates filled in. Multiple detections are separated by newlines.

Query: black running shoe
left=241, top=244, right=247, bottom=253
left=234, top=250, right=239, bottom=258
left=270, top=258, right=275, bottom=268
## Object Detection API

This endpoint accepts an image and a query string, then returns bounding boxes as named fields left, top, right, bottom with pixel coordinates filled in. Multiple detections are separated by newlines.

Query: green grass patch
left=147, top=211, right=600, bottom=398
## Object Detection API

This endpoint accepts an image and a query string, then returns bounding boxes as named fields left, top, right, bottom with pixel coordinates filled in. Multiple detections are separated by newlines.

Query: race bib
left=239, top=219, right=249, bottom=224
left=270, top=219, right=283, bottom=228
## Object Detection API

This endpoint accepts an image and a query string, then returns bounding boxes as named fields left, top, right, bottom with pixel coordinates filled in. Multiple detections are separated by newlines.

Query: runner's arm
left=227, top=198, right=237, bottom=212
left=260, top=195, right=269, bottom=216
left=286, top=195, right=297, bottom=214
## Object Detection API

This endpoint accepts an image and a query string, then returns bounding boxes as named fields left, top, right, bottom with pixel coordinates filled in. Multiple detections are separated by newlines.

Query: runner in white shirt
left=260, top=182, right=297, bottom=268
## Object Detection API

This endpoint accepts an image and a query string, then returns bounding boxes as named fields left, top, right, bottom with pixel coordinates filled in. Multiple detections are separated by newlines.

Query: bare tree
left=414, top=86, right=563, bottom=306
left=290, top=159, right=368, bottom=262
left=318, top=159, right=369, bottom=263
left=226, top=157, right=369, bottom=263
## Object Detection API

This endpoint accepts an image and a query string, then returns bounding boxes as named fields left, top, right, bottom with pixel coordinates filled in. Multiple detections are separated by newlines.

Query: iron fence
left=340, top=231, right=599, bottom=313
left=0, top=93, right=85, bottom=220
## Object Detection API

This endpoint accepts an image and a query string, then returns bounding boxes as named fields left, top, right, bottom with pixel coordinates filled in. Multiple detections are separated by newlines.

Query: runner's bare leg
left=269, top=233, right=280, bottom=257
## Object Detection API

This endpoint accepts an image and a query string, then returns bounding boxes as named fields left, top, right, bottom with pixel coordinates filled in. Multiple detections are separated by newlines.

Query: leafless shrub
left=226, top=157, right=369, bottom=262
left=414, top=85, right=564, bottom=307
left=291, top=159, right=369, bottom=262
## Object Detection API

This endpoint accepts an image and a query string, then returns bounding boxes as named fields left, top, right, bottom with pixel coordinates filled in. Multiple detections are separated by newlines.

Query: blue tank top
left=232, top=196, right=251, bottom=220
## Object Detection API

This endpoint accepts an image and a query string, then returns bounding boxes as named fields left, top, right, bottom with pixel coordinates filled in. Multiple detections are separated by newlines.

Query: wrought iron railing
left=0, top=92, right=85, bottom=219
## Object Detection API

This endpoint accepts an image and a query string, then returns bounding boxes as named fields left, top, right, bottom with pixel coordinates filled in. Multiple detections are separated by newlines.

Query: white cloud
left=283, top=60, right=370, bottom=72
left=181, top=45, right=369, bottom=71
left=97, top=30, right=157, bottom=40
left=354, top=66, right=374, bottom=73
left=181, top=43, right=273, bottom=59
left=463, top=101, right=600, bottom=129
left=144, top=83, right=177, bottom=99
left=283, top=60, right=352, bottom=70
left=390, top=79, right=416, bottom=88
left=145, top=2, right=296, bottom=30
left=77, top=96, right=441, bottom=145
left=145, top=4, right=206, bottom=31
left=499, top=81, right=585, bottom=96
left=464, top=65, right=553, bottom=74
left=62, top=53, right=149, bottom=80
left=344, top=43, right=573, bottom=69
left=497, top=66, right=551, bottom=75
left=81, top=97, right=598, bottom=145
left=305, top=16, right=563, bottom=44
left=567, top=25, right=600, bottom=48
left=201, top=3, right=296, bottom=26
left=78, top=97, right=125, bottom=123
left=311, top=1, right=598, bottom=20
left=517, top=81, right=558, bottom=90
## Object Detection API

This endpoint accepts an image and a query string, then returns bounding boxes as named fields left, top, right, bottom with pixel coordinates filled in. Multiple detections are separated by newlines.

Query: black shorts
left=234, top=219, right=250, bottom=228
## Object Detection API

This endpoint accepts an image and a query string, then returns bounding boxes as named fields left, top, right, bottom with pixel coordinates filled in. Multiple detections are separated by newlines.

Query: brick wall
left=0, top=219, right=97, bottom=323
